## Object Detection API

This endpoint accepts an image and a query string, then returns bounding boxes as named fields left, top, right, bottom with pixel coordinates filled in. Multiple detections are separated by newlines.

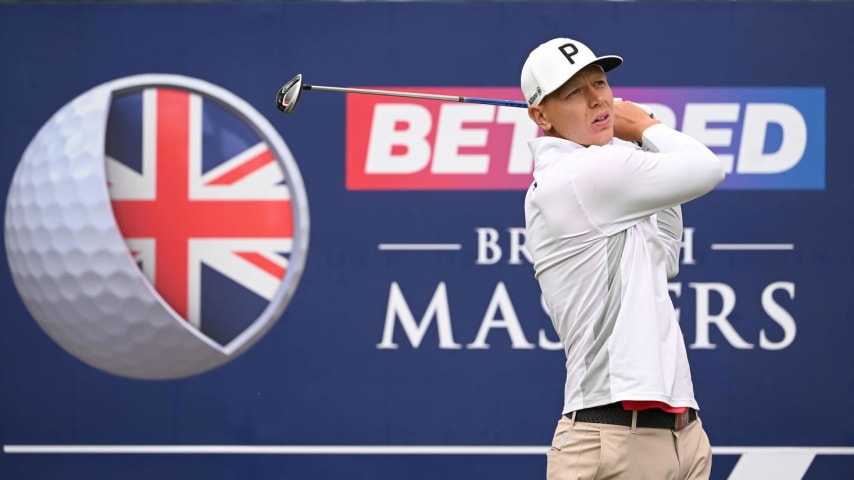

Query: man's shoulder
left=529, top=136, right=580, bottom=157
left=530, top=137, right=640, bottom=186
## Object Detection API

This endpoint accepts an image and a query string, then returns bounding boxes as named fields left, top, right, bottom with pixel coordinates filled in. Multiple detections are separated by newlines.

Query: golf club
left=276, top=74, right=528, bottom=114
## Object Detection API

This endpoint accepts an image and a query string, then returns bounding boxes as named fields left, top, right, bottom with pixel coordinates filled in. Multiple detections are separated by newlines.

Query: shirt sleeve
left=575, top=124, right=725, bottom=235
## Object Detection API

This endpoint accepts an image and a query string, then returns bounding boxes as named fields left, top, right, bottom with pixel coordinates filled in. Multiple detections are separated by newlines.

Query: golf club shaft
left=304, top=84, right=528, bottom=109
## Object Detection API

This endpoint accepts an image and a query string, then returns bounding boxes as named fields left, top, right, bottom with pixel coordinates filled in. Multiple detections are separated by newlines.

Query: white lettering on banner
left=759, top=281, right=796, bottom=350
left=365, top=104, right=432, bottom=173
left=669, top=282, right=797, bottom=350
left=376, top=279, right=798, bottom=351
left=475, top=227, right=532, bottom=265
left=737, top=104, right=807, bottom=173
left=378, top=228, right=798, bottom=351
left=663, top=103, right=808, bottom=175
left=507, top=227, right=531, bottom=264
left=377, top=281, right=560, bottom=350
left=362, top=101, right=809, bottom=176
left=364, top=104, right=537, bottom=175
left=468, top=282, right=534, bottom=349
left=432, top=104, right=492, bottom=174
left=475, top=228, right=502, bottom=265
left=681, top=227, right=696, bottom=265
left=682, top=103, right=740, bottom=173
left=687, top=282, right=754, bottom=349
left=376, top=282, right=461, bottom=349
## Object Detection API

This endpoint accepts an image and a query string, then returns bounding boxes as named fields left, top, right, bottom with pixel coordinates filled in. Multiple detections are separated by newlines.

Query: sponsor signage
left=347, top=87, right=824, bottom=191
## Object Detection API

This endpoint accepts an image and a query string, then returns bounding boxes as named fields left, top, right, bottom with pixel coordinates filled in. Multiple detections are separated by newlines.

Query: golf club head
left=276, top=74, right=304, bottom=114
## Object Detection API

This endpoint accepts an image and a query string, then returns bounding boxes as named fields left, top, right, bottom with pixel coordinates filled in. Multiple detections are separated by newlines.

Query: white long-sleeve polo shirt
left=524, top=123, right=725, bottom=414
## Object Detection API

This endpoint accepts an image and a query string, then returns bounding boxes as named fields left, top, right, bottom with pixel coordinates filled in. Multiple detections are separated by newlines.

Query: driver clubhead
left=276, top=74, right=304, bottom=114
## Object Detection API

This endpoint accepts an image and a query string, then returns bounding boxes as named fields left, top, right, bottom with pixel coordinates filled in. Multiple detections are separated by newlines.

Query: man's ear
left=528, top=106, right=551, bottom=131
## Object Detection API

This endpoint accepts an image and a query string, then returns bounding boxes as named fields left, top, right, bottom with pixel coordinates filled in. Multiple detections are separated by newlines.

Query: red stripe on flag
left=235, top=252, right=286, bottom=279
left=205, top=149, right=276, bottom=186
left=154, top=89, right=191, bottom=319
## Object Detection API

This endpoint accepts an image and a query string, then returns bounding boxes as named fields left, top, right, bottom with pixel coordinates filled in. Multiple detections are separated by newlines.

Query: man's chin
left=591, top=132, right=615, bottom=147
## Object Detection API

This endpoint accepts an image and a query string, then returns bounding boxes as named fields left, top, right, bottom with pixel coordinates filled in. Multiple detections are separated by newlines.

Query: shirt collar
left=528, top=136, right=585, bottom=172
left=528, top=136, right=621, bottom=172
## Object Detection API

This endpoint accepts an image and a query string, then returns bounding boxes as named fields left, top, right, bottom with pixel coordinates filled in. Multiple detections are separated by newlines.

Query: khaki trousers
left=546, top=413, right=712, bottom=480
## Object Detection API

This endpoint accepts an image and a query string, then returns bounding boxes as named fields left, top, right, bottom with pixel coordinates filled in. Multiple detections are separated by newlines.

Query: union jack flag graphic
left=106, top=88, right=295, bottom=347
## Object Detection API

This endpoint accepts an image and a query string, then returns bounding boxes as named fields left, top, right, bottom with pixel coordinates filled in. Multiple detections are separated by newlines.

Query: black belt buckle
left=674, top=409, right=693, bottom=430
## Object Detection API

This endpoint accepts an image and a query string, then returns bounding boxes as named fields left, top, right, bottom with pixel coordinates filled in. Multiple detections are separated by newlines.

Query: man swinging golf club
left=521, top=37, right=724, bottom=480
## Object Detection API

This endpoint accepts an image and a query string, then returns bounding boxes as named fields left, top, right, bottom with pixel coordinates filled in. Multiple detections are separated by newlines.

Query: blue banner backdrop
left=1, top=2, right=852, bottom=479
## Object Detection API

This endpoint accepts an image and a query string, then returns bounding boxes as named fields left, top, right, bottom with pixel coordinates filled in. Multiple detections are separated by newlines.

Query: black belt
left=565, top=403, right=697, bottom=430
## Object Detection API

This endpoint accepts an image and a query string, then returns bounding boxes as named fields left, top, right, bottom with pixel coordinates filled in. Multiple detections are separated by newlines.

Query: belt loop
left=570, top=411, right=577, bottom=427
left=630, top=411, right=638, bottom=433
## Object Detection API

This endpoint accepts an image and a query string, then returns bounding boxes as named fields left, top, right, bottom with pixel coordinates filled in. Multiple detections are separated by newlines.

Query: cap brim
left=593, top=55, right=623, bottom=73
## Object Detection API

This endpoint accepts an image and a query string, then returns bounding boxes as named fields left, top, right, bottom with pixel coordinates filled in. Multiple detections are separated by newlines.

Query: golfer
left=521, top=37, right=724, bottom=480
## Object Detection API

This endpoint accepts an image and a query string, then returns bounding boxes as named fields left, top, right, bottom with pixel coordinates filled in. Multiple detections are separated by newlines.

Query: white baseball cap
left=521, top=38, right=623, bottom=106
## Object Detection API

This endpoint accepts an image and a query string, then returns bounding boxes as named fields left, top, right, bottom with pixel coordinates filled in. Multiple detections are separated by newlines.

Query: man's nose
left=587, top=89, right=603, bottom=108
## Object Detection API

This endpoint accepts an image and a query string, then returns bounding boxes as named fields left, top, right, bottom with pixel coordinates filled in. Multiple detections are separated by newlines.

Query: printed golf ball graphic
left=4, top=75, right=309, bottom=380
